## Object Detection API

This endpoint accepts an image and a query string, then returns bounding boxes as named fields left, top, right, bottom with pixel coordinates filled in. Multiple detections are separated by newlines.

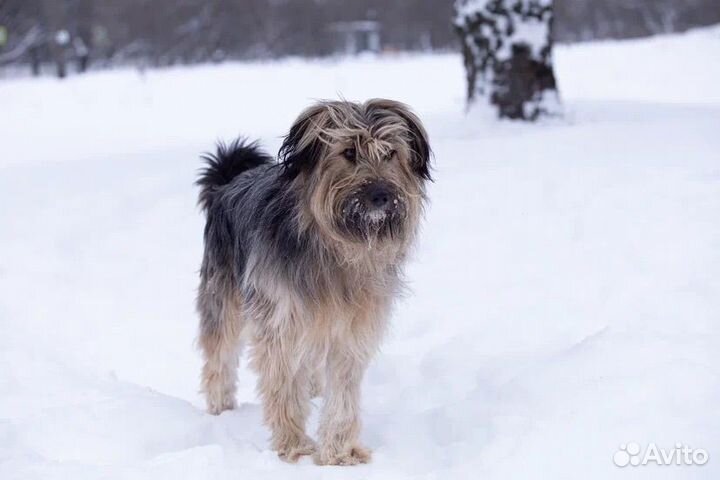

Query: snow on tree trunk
left=454, top=0, right=561, bottom=120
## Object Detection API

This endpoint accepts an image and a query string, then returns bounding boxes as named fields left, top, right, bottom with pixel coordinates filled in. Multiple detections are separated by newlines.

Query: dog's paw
left=277, top=435, right=317, bottom=463
left=206, top=396, right=236, bottom=415
left=313, top=444, right=372, bottom=466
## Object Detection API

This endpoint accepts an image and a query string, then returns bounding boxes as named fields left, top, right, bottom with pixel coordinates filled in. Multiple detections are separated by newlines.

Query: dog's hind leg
left=198, top=274, right=244, bottom=415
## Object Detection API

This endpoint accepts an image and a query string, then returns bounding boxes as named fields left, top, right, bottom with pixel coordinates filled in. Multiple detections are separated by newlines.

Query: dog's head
left=278, top=99, right=431, bottom=248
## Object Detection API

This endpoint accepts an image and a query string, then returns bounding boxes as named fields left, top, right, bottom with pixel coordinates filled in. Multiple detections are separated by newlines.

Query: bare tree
left=454, top=0, right=561, bottom=120
left=39, top=0, right=69, bottom=77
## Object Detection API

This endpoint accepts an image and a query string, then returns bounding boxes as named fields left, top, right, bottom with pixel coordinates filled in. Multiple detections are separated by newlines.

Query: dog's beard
left=339, top=195, right=407, bottom=242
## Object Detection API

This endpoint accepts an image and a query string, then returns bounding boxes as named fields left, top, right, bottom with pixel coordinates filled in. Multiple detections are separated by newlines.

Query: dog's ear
left=373, top=99, right=432, bottom=181
left=278, top=103, right=328, bottom=180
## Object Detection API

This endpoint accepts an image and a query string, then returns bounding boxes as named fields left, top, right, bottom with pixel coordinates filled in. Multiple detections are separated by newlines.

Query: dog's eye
left=342, top=148, right=356, bottom=161
left=386, top=150, right=397, bottom=161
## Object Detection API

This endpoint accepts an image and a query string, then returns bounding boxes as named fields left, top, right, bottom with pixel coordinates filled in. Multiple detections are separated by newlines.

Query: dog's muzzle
left=341, top=181, right=406, bottom=239
left=363, top=182, right=396, bottom=212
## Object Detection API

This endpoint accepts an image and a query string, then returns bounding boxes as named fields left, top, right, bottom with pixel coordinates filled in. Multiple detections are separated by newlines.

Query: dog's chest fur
left=245, top=255, right=388, bottom=364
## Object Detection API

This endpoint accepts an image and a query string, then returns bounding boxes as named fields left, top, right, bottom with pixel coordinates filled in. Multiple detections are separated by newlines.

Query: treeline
left=555, top=0, right=720, bottom=41
left=1, top=0, right=719, bottom=74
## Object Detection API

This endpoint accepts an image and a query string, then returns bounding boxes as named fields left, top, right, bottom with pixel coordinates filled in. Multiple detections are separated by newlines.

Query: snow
left=2, top=26, right=720, bottom=480
left=502, top=16, right=549, bottom=58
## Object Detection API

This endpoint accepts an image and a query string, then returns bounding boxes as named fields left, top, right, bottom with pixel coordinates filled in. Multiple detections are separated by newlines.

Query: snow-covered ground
left=1, top=27, right=719, bottom=480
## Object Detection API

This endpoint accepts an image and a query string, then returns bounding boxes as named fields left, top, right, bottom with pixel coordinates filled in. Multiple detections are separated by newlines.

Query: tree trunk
left=30, top=46, right=41, bottom=76
left=454, top=0, right=561, bottom=120
left=42, top=0, right=68, bottom=79
left=51, top=41, right=67, bottom=78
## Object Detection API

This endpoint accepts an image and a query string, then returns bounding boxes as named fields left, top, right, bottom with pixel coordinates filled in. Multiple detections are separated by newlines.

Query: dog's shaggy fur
left=196, top=99, right=431, bottom=465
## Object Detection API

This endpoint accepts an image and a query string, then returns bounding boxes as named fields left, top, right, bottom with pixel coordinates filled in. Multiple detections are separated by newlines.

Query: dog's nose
left=365, top=183, right=393, bottom=209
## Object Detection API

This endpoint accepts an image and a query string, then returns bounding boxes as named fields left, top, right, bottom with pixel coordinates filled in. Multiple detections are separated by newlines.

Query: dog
left=196, top=98, right=431, bottom=465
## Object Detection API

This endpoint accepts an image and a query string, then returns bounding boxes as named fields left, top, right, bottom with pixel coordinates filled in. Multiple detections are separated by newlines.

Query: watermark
left=613, top=442, right=709, bottom=467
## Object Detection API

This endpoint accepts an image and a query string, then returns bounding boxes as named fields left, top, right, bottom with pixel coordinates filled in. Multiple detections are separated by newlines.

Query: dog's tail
left=197, top=139, right=273, bottom=211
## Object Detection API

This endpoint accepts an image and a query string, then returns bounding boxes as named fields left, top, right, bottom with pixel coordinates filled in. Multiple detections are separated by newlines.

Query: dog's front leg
left=314, top=348, right=372, bottom=466
left=252, top=335, right=316, bottom=463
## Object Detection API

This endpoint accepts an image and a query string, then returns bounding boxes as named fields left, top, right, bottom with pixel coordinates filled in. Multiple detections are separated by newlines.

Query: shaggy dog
left=196, top=99, right=431, bottom=465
